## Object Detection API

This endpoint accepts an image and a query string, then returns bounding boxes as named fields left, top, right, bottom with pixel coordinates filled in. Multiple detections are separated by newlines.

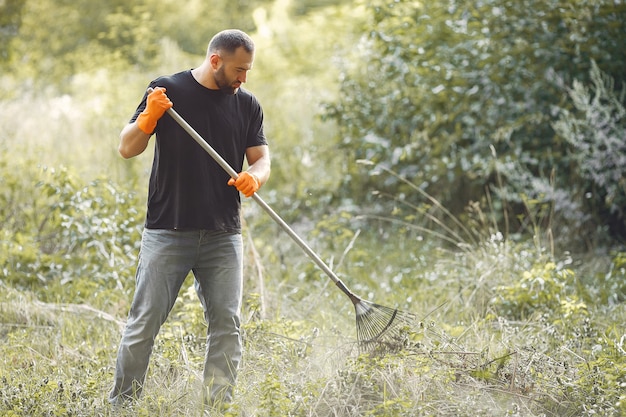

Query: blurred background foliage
left=0, top=0, right=625, bottom=290
left=325, top=0, right=626, bottom=249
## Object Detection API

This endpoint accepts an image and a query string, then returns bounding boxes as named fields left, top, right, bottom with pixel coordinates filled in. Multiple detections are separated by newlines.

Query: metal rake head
left=354, top=299, right=418, bottom=353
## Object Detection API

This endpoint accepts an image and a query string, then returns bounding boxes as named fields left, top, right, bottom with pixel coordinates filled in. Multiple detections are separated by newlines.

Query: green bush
left=491, top=261, right=587, bottom=323
left=326, top=0, right=626, bottom=245
left=553, top=61, right=626, bottom=238
left=0, top=164, right=143, bottom=303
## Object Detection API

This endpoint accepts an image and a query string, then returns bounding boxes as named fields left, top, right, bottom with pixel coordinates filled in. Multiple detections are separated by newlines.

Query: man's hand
left=228, top=172, right=260, bottom=197
left=136, top=87, right=173, bottom=134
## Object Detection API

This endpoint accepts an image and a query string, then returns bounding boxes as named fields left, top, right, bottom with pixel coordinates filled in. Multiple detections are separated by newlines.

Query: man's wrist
left=136, top=112, right=156, bottom=135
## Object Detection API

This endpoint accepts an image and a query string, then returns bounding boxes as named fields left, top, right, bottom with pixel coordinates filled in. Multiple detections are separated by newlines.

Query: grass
left=2, top=222, right=625, bottom=416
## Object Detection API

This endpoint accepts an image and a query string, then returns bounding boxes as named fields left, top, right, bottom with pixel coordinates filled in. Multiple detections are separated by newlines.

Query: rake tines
left=354, top=299, right=419, bottom=353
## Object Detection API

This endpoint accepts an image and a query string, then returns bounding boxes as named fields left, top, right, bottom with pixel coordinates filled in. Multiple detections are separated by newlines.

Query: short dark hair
left=208, top=29, right=255, bottom=55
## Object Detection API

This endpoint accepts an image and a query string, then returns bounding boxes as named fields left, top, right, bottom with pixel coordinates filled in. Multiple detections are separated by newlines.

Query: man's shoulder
left=237, top=87, right=256, bottom=99
left=236, top=87, right=262, bottom=108
left=152, top=70, right=192, bottom=88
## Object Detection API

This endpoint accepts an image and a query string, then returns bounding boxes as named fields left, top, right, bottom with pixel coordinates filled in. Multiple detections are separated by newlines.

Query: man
left=110, top=29, right=270, bottom=408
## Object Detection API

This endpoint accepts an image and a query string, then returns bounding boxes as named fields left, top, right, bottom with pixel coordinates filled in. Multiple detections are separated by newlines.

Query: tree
left=326, top=0, right=626, bottom=244
left=553, top=62, right=626, bottom=238
left=3, top=0, right=160, bottom=91
left=0, top=0, right=26, bottom=64
left=1, top=0, right=275, bottom=92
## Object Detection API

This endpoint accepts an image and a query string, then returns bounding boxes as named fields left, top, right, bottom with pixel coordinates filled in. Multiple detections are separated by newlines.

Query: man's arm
left=118, top=87, right=172, bottom=159
left=245, top=144, right=271, bottom=186
left=118, top=122, right=151, bottom=159
left=228, top=144, right=271, bottom=197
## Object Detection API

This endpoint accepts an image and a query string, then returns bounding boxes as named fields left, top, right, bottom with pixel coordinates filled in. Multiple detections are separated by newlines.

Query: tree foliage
left=553, top=61, right=626, bottom=237
left=0, top=0, right=275, bottom=92
left=2, top=0, right=625, bottom=249
left=0, top=0, right=26, bottom=63
left=326, top=0, right=626, bottom=244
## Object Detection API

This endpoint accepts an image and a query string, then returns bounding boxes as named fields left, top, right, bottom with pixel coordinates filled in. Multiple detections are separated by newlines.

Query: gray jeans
left=109, top=228, right=243, bottom=405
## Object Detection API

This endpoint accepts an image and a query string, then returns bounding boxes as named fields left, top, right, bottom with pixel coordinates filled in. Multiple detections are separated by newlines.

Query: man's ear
left=209, top=53, right=221, bottom=70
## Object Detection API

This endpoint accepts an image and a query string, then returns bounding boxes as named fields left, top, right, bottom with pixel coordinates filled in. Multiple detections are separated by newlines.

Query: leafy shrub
left=326, top=0, right=626, bottom=245
left=491, top=261, right=587, bottom=323
left=583, top=251, right=626, bottom=306
left=0, top=164, right=143, bottom=303
left=553, top=61, right=626, bottom=238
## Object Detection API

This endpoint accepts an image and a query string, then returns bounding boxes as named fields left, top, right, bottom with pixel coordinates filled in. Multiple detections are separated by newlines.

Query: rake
left=153, top=88, right=418, bottom=351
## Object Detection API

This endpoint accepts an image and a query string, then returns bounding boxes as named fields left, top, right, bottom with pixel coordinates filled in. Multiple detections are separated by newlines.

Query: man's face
left=213, top=46, right=254, bottom=95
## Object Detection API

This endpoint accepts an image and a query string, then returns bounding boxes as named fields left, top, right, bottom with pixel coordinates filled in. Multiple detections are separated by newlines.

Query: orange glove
left=228, top=172, right=260, bottom=197
left=136, top=87, right=173, bottom=134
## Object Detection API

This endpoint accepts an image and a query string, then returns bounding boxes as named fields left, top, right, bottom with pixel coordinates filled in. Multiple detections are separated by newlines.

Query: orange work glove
left=136, top=87, right=173, bottom=134
left=228, top=172, right=260, bottom=197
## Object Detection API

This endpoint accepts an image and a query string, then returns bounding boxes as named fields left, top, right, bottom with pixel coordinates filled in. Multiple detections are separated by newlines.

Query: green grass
left=2, top=225, right=625, bottom=416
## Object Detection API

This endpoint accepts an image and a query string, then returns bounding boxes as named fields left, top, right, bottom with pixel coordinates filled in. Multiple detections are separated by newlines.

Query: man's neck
left=191, top=64, right=218, bottom=90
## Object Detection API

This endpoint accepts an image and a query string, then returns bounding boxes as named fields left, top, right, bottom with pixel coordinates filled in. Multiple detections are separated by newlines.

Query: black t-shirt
left=130, top=70, right=267, bottom=232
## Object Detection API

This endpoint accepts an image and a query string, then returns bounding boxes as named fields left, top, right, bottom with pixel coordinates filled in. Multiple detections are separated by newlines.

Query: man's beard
left=215, top=67, right=239, bottom=95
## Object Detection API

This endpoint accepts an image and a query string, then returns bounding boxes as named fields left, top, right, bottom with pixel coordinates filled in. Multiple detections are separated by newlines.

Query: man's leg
left=109, top=229, right=196, bottom=404
left=193, top=231, right=243, bottom=406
